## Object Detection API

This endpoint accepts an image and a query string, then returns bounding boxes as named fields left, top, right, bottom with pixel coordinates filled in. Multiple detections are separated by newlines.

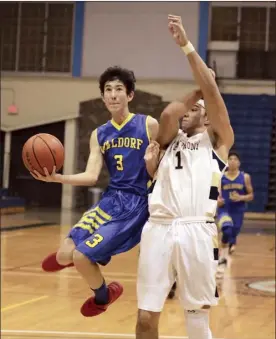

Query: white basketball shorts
left=137, top=219, right=219, bottom=312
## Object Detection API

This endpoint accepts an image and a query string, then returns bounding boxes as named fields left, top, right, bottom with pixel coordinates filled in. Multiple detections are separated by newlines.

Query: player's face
left=102, top=79, right=134, bottom=114
left=181, top=104, right=205, bottom=132
left=228, top=155, right=240, bottom=171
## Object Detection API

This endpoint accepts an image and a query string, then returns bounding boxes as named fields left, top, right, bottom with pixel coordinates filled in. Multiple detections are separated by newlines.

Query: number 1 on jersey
left=114, top=155, right=124, bottom=171
left=175, top=151, right=183, bottom=169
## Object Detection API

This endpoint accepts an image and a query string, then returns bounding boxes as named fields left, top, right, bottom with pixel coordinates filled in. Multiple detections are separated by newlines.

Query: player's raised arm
left=157, top=89, right=203, bottom=148
left=168, top=14, right=234, bottom=154
left=31, top=129, right=103, bottom=186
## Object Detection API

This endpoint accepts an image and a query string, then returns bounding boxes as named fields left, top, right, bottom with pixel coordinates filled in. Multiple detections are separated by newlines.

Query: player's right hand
left=168, top=14, right=189, bottom=47
left=144, top=141, right=160, bottom=162
left=217, top=196, right=225, bottom=207
left=30, top=166, right=61, bottom=183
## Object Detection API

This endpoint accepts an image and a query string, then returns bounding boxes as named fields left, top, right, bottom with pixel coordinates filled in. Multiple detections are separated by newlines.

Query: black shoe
left=218, top=258, right=227, bottom=266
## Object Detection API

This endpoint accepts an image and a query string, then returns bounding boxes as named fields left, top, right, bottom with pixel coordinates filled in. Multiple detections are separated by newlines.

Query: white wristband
left=181, top=41, right=195, bottom=56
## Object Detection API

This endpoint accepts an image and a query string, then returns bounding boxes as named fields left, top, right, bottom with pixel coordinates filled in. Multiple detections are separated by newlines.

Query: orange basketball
left=22, top=133, right=64, bottom=175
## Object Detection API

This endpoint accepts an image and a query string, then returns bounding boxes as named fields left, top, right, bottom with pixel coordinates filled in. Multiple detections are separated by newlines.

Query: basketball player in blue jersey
left=31, top=66, right=159, bottom=317
left=217, top=151, right=254, bottom=269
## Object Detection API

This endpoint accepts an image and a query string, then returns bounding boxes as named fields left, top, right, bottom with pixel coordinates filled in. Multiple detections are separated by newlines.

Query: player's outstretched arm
left=31, top=129, right=103, bottom=186
left=157, top=89, right=203, bottom=148
left=168, top=14, right=234, bottom=155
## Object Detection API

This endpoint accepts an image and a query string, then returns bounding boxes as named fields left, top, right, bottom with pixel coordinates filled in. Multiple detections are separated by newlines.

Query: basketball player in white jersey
left=135, top=15, right=234, bottom=339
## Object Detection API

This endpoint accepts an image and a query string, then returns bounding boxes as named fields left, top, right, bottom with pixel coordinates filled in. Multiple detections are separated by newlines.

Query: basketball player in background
left=136, top=15, right=234, bottom=339
left=31, top=66, right=158, bottom=317
left=217, top=151, right=254, bottom=270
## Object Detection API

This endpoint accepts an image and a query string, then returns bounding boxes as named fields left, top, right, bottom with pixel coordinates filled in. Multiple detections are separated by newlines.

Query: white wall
left=82, top=2, right=200, bottom=80
left=1, top=76, right=96, bottom=131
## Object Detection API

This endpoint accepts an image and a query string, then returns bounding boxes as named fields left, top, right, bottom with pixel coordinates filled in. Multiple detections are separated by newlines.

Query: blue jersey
left=220, top=171, right=247, bottom=211
left=97, top=113, right=151, bottom=196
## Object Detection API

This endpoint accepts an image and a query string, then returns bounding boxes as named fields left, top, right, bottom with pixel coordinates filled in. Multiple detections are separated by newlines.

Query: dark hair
left=99, top=66, right=136, bottom=95
left=228, top=151, right=240, bottom=161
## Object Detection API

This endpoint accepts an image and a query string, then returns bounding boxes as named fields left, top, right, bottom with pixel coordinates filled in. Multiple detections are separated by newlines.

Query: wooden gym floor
left=1, top=209, right=275, bottom=339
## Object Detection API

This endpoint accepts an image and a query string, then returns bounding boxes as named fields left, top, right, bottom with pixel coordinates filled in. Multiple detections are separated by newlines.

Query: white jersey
left=149, top=129, right=227, bottom=223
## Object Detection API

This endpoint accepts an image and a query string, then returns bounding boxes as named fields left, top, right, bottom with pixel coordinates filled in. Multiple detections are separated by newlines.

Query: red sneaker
left=41, top=252, right=74, bottom=272
left=80, top=282, right=123, bottom=317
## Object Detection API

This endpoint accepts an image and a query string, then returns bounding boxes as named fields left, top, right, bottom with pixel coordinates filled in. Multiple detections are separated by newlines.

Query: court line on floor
left=14, top=267, right=138, bottom=278
left=0, top=222, right=57, bottom=232
left=1, top=296, right=48, bottom=312
left=2, top=270, right=136, bottom=283
left=0, top=329, right=240, bottom=339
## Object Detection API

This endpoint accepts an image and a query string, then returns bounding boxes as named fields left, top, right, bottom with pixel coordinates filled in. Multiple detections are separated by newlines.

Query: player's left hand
left=168, top=14, right=189, bottom=47
left=30, top=166, right=61, bottom=183
left=144, top=141, right=160, bottom=162
left=230, top=191, right=243, bottom=202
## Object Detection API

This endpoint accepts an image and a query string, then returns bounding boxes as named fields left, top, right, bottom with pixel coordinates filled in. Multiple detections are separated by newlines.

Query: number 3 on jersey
left=114, top=155, right=123, bottom=171
left=85, top=234, right=104, bottom=248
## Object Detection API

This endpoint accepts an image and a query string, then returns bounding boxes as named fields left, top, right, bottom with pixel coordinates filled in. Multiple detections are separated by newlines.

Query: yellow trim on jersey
left=225, top=171, right=240, bottom=182
left=218, top=215, right=233, bottom=229
left=111, top=113, right=134, bottom=131
left=84, top=212, right=105, bottom=225
left=73, top=223, right=94, bottom=234
left=83, top=206, right=112, bottom=221
left=90, top=220, right=100, bottom=230
left=145, top=115, right=151, bottom=142
left=94, top=206, right=112, bottom=221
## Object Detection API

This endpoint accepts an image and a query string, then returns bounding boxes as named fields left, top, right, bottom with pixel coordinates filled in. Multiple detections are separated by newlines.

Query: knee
left=222, top=226, right=233, bottom=244
left=72, top=249, right=87, bottom=267
left=56, top=238, right=75, bottom=266
left=56, top=248, right=73, bottom=266
left=136, top=310, right=159, bottom=333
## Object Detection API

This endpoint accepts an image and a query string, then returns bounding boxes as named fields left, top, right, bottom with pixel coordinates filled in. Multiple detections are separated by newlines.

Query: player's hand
left=217, top=196, right=225, bottom=207
left=30, top=166, right=61, bottom=183
left=230, top=191, right=243, bottom=202
left=144, top=141, right=160, bottom=162
left=168, top=14, right=189, bottom=47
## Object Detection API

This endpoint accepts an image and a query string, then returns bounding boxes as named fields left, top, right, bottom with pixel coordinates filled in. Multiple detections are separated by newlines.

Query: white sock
left=220, top=246, right=228, bottom=259
left=184, top=309, right=212, bottom=339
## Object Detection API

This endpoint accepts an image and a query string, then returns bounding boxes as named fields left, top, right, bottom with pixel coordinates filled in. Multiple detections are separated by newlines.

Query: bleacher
left=223, top=94, right=275, bottom=212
